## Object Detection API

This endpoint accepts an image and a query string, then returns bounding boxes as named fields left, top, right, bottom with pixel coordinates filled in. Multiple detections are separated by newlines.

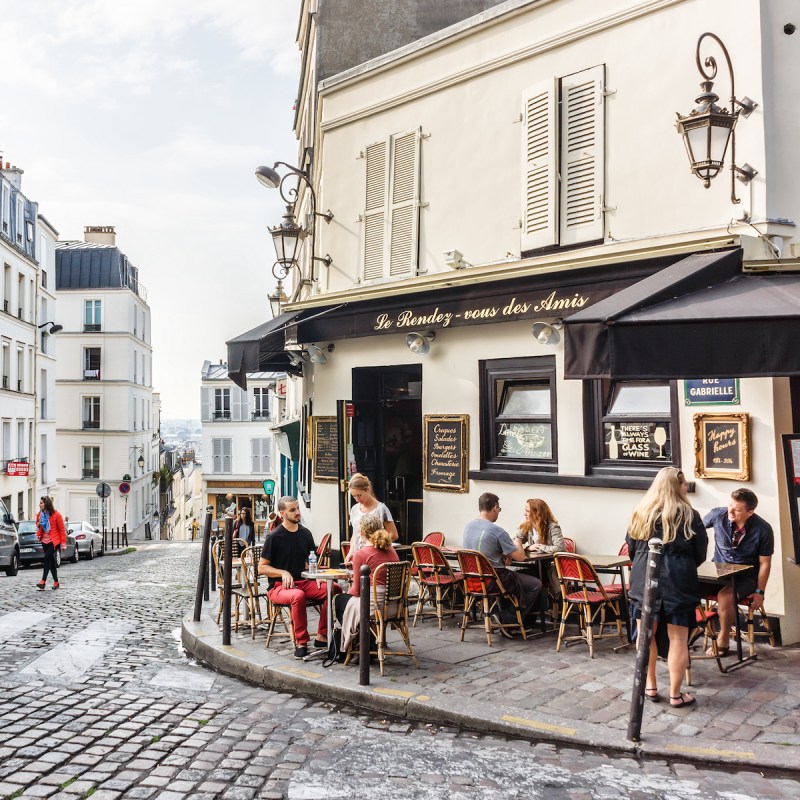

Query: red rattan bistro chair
left=316, top=533, right=332, bottom=570
left=563, top=537, right=577, bottom=553
left=411, top=542, right=463, bottom=629
left=456, top=550, right=527, bottom=646
left=554, top=553, right=626, bottom=657
left=340, top=540, right=351, bottom=564
left=422, top=531, right=446, bottom=548
left=604, top=542, right=631, bottom=596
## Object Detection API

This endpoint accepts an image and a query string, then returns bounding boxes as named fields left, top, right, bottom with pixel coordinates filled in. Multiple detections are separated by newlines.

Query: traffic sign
left=119, top=482, right=131, bottom=495
left=96, top=482, right=111, bottom=498
left=122, top=473, right=132, bottom=482
left=262, top=479, right=276, bottom=496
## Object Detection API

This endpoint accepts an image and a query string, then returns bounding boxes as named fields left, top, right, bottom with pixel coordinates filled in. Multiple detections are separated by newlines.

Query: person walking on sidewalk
left=36, top=496, right=67, bottom=590
left=626, top=467, right=707, bottom=709
left=258, top=496, right=341, bottom=660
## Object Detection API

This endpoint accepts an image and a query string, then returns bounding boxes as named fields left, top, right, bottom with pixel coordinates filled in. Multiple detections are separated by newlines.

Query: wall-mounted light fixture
left=255, top=162, right=334, bottom=314
left=531, top=319, right=562, bottom=345
left=675, top=32, right=758, bottom=204
left=129, top=445, right=146, bottom=471
left=37, top=321, right=63, bottom=334
left=443, top=249, right=470, bottom=270
left=406, top=331, right=436, bottom=355
left=307, top=343, right=334, bottom=365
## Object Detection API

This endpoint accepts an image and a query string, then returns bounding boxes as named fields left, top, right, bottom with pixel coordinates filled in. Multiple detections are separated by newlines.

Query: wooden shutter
left=559, top=64, right=605, bottom=245
left=223, top=439, right=232, bottom=473
left=521, top=79, right=558, bottom=251
left=363, top=140, right=388, bottom=281
left=388, top=129, right=420, bottom=277
left=251, top=438, right=261, bottom=473
left=200, top=387, right=210, bottom=421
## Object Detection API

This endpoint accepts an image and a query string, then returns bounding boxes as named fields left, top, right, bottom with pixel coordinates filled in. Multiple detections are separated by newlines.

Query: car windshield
left=18, top=521, right=37, bottom=533
left=68, top=524, right=81, bottom=532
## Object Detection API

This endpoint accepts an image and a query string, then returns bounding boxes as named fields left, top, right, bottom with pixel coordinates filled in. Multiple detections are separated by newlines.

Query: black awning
left=564, top=248, right=800, bottom=379
left=226, top=312, right=299, bottom=390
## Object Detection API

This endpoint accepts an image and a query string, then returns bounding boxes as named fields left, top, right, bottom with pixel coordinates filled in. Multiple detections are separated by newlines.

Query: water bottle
left=308, top=550, right=318, bottom=574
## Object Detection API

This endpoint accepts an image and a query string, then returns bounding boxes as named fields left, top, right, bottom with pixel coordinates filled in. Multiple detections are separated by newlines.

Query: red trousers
left=268, top=578, right=341, bottom=645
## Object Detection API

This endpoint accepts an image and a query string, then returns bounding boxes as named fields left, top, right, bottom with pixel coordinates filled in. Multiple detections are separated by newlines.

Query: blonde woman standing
left=626, top=467, right=708, bottom=709
left=345, top=473, right=398, bottom=563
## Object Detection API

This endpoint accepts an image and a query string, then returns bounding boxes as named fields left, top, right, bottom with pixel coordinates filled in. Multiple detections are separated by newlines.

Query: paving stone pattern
left=0, top=543, right=798, bottom=799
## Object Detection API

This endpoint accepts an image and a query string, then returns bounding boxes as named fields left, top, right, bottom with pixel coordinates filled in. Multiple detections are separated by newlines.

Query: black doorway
left=352, top=365, right=423, bottom=544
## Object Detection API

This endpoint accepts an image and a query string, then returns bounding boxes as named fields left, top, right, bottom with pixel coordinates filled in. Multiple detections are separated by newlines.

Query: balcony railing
left=252, top=411, right=270, bottom=420
left=83, top=323, right=101, bottom=332
left=82, top=420, right=100, bottom=429
left=82, top=468, right=99, bottom=479
left=212, top=410, right=231, bottom=420
left=83, top=369, right=101, bottom=381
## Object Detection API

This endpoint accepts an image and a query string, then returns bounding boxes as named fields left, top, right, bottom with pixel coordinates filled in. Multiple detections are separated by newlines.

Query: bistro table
left=696, top=561, right=755, bottom=673
left=510, top=551, right=556, bottom=636
left=300, top=567, right=350, bottom=661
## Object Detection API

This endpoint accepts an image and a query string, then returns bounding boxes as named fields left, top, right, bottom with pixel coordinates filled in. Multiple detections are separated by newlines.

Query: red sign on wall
left=6, top=461, right=29, bottom=477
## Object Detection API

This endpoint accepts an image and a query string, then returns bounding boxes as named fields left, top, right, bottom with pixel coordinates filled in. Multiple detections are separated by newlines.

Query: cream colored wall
left=316, top=0, right=782, bottom=294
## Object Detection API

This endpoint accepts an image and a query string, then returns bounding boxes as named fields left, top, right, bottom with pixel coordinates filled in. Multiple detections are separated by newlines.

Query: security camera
left=443, top=249, right=470, bottom=269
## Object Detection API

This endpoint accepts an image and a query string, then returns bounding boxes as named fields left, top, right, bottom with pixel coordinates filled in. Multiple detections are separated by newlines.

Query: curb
left=181, top=606, right=799, bottom=774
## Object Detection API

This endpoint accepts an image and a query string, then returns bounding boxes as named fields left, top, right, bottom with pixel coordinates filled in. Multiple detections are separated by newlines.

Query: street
left=0, top=542, right=797, bottom=799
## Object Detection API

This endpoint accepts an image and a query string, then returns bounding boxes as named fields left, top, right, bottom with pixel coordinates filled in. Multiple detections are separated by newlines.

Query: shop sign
left=684, top=378, right=740, bottom=406
left=6, top=461, right=29, bottom=477
left=275, top=379, right=287, bottom=398
left=423, top=415, right=469, bottom=492
left=605, top=423, right=670, bottom=461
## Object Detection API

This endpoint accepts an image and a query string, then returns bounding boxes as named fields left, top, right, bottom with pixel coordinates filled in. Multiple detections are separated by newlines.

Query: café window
left=479, top=356, right=557, bottom=473
left=587, top=380, right=680, bottom=474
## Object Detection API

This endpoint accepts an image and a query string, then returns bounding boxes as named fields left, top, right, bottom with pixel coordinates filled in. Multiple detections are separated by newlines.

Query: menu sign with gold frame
left=423, top=415, right=469, bottom=492
left=694, top=412, right=750, bottom=481
left=311, top=416, right=339, bottom=483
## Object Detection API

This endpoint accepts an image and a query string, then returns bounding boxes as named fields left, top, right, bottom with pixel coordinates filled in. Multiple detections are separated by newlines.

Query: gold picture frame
left=693, top=412, right=750, bottom=481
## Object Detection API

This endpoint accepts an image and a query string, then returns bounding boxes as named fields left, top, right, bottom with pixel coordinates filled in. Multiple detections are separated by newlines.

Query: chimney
left=84, top=225, right=116, bottom=246
left=0, top=162, right=24, bottom=190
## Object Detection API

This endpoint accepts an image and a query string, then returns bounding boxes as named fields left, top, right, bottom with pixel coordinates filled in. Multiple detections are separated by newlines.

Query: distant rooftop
left=56, top=240, right=147, bottom=302
left=201, top=361, right=282, bottom=382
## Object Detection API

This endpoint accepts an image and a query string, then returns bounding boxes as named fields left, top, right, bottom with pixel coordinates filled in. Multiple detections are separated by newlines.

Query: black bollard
left=222, top=517, right=234, bottom=646
left=193, top=510, right=213, bottom=621
left=627, top=537, right=663, bottom=742
left=359, top=565, right=371, bottom=686
left=203, top=514, right=212, bottom=602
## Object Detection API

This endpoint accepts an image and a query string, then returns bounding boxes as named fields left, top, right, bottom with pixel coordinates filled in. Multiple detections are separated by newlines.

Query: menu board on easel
left=311, top=417, right=338, bottom=483
left=423, top=415, right=468, bottom=492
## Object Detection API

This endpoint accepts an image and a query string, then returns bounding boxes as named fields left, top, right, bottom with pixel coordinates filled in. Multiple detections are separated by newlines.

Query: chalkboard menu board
left=312, top=417, right=339, bottom=483
left=693, top=413, right=750, bottom=481
left=603, top=422, right=671, bottom=461
left=423, top=415, right=468, bottom=492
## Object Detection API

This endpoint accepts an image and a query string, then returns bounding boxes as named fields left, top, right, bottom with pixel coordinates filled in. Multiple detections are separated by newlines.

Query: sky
left=0, top=0, right=302, bottom=419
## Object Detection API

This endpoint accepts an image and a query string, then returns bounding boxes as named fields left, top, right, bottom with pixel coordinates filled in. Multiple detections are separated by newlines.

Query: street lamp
left=37, top=321, right=63, bottom=334
left=675, top=32, right=758, bottom=204
left=129, top=445, right=145, bottom=471
left=255, top=162, right=334, bottom=313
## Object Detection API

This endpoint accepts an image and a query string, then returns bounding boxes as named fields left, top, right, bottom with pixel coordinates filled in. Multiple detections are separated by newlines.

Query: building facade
left=54, top=227, right=158, bottom=537
left=0, top=161, right=48, bottom=522
left=200, top=361, right=279, bottom=535
left=231, top=0, right=800, bottom=642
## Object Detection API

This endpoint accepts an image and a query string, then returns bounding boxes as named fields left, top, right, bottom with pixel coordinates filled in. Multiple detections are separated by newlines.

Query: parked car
left=0, top=499, right=19, bottom=576
left=67, top=521, right=104, bottom=559
left=16, top=520, right=79, bottom=567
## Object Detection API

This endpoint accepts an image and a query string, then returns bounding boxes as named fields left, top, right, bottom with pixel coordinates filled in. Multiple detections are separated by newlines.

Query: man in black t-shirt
left=258, top=495, right=340, bottom=659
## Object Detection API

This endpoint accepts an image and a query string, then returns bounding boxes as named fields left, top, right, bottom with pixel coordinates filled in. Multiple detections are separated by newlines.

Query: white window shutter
left=231, top=388, right=242, bottom=421
left=363, top=140, right=388, bottom=281
left=559, top=64, right=605, bottom=245
left=241, top=387, right=250, bottom=419
left=251, top=438, right=259, bottom=473
left=521, top=79, right=558, bottom=252
left=388, top=129, right=420, bottom=277
left=200, top=387, right=210, bottom=421
left=224, top=439, right=232, bottom=473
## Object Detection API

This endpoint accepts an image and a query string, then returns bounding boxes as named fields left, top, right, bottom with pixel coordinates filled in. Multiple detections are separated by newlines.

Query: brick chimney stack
left=84, top=225, right=116, bottom=246
left=0, top=161, right=24, bottom=190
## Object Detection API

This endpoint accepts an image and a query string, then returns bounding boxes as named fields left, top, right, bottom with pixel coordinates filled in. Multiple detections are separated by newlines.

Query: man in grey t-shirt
left=463, top=492, right=542, bottom=633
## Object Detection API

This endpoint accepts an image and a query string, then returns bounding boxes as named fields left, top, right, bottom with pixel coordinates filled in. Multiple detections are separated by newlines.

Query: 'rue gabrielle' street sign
left=684, top=378, right=740, bottom=406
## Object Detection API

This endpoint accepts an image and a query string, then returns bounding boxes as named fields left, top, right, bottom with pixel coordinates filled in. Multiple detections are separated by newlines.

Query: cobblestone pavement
left=1, top=543, right=799, bottom=799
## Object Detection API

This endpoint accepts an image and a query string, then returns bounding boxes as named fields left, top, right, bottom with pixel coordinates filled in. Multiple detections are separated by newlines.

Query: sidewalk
left=182, top=601, right=800, bottom=773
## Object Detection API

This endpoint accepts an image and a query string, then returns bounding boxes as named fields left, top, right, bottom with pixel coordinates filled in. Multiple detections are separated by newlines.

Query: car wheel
left=88, top=543, right=95, bottom=560
left=4, top=551, right=18, bottom=577
left=55, top=548, right=62, bottom=569
left=71, top=546, right=79, bottom=564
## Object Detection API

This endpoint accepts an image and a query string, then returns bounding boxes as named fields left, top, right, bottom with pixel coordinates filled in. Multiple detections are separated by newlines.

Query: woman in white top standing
left=345, top=473, right=398, bottom=563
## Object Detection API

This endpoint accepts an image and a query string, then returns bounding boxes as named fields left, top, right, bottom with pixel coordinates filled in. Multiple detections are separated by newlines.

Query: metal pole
left=222, top=517, right=234, bottom=646
left=627, top=537, right=663, bottom=742
left=193, top=509, right=213, bottom=621
left=359, top=565, right=371, bottom=686
left=203, top=515, right=211, bottom=602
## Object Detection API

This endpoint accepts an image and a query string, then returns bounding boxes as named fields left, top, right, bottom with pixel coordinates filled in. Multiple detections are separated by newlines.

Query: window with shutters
left=521, top=65, right=605, bottom=253
left=251, top=438, right=271, bottom=473
left=213, top=388, right=230, bottom=420
left=252, top=388, right=269, bottom=419
left=212, top=438, right=232, bottom=474
left=88, top=497, right=100, bottom=528
left=362, top=129, right=421, bottom=282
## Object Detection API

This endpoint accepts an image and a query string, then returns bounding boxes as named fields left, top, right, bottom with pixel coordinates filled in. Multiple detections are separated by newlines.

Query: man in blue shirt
left=703, top=488, right=773, bottom=656
left=463, top=492, right=542, bottom=637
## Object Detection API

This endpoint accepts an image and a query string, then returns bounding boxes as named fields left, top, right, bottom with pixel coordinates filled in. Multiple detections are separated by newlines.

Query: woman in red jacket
left=36, top=496, right=67, bottom=590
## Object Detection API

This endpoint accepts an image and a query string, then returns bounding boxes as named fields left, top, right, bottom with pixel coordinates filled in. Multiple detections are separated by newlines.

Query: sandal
left=705, top=645, right=730, bottom=657
left=645, top=687, right=660, bottom=703
left=670, top=694, right=696, bottom=708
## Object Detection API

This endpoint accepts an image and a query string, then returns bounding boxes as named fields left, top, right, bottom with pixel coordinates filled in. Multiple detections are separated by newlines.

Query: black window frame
left=477, top=355, right=558, bottom=476
left=584, top=379, right=681, bottom=479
